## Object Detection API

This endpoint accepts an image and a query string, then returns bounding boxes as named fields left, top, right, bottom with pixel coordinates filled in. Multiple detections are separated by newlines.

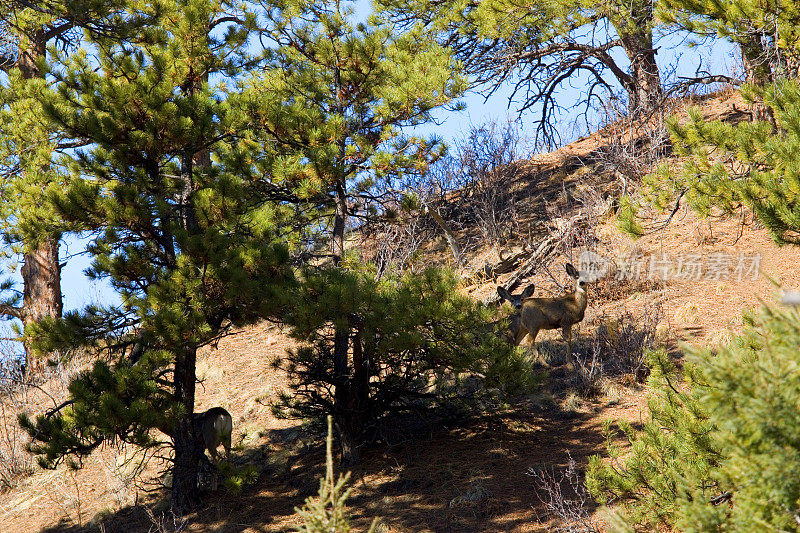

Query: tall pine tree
left=229, top=0, right=503, bottom=464
left=657, top=0, right=800, bottom=122
left=0, top=0, right=148, bottom=369
left=377, top=0, right=663, bottom=144
left=18, top=0, right=292, bottom=511
left=621, top=0, right=800, bottom=243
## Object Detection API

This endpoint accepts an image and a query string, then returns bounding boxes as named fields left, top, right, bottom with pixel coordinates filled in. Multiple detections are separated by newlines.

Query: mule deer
left=497, top=263, right=590, bottom=367
left=193, top=407, right=232, bottom=463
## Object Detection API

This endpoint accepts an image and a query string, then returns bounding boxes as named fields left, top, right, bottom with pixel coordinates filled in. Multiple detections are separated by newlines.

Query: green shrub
left=587, top=307, right=800, bottom=531
left=275, top=264, right=536, bottom=464
left=296, top=417, right=377, bottom=532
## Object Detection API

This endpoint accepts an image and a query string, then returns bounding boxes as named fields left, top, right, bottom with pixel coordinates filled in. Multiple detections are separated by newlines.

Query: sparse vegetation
left=530, top=454, right=600, bottom=533
left=423, top=121, right=527, bottom=251
left=0, top=360, right=33, bottom=492
left=584, top=304, right=663, bottom=383
left=2, top=0, right=800, bottom=529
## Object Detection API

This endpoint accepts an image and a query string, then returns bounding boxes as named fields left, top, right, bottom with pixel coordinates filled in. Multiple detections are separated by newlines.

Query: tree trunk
left=17, top=31, right=63, bottom=371
left=739, top=36, right=776, bottom=126
left=338, top=325, right=370, bottom=466
left=171, top=344, right=201, bottom=513
left=337, top=425, right=360, bottom=467
left=21, top=239, right=63, bottom=369
left=616, top=0, right=662, bottom=115
left=331, top=62, right=348, bottom=265
left=332, top=180, right=347, bottom=264
left=620, top=30, right=662, bottom=115
left=627, top=45, right=662, bottom=114
left=332, top=321, right=356, bottom=465
left=170, top=106, right=204, bottom=512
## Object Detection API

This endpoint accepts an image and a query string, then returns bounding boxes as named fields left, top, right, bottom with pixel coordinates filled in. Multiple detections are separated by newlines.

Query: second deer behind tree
left=497, top=263, right=590, bottom=368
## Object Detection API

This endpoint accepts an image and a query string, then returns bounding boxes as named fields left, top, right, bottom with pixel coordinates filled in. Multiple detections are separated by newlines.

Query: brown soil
left=1, top=89, right=793, bottom=532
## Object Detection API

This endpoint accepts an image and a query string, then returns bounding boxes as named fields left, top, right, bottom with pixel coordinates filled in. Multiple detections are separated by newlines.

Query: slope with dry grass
left=1, top=89, right=796, bottom=533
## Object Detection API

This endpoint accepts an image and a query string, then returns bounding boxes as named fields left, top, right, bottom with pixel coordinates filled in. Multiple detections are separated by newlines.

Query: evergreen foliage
left=622, top=0, right=800, bottom=242
left=295, top=416, right=377, bottom=532
left=11, top=0, right=476, bottom=510
left=631, top=79, right=800, bottom=244
left=231, top=0, right=465, bottom=260
left=16, top=0, right=293, bottom=511
left=0, top=1, right=156, bottom=365
left=657, top=0, right=800, bottom=86
left=587, top=307, right=800, bottom=531
left=276, top=264, right=535, bottom=464
left=228, top=0, right=487, bottom=467
left=0, top=1, right=146, bottom=246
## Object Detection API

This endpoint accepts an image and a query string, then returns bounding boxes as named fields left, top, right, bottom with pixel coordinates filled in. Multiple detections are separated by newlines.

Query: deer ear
left=521, top=284, right=536, bottom=298
left=497, top=286, right=512, bottom=301
left=565, top=262, right=579, bottom=279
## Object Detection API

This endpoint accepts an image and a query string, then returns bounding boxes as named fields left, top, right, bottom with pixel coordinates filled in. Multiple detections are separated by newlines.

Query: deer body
left=193, top=407, right=232, bottom=462
left=498, top=263, right=589, bottom=367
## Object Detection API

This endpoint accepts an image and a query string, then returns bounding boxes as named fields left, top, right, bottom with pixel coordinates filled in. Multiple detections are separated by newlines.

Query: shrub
left=296, top=417, right=376, bottom=532
left=587, top=306, right=800, bottom=531
left=274, top=264, right=536, bottom=464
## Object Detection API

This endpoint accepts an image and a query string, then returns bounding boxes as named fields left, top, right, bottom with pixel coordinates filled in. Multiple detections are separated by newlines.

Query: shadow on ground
left=36, top=399, right=612, bottom=533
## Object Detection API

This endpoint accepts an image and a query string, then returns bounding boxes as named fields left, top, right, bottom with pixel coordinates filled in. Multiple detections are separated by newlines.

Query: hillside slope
left=2, top=89, right=797, bottom=533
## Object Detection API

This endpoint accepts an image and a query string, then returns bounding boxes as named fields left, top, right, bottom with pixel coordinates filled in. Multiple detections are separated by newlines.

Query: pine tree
left=235, top=0, right=466, bottom=263
left=18, top=0, right=292, bottom=512
left=276, top=265, right=534, bottom=465
left=0, top=1, right=147, bottom=370
left=596, top=12, right=800, bottom=527
left=617, top=0, right=800, bottom=245
left=295, top=416, right=378, bottom=532
left=587, top=308, right=800, bottom=531
left=585, top=349, right=722, bottom=530
left=657, top=0, right=800, bottom=87
left=229, top=0, right=481, bottom=465
left=630, top=78, right=800, bottom=245
left=377, top=0, right=663, bottom=144
left=657, top=0, right=800, bottom=123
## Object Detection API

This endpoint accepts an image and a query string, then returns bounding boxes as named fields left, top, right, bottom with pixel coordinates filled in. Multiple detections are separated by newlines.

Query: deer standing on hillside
left=193, top=407, right=232, bottom=463
left=497, top=263, right=590, bottom=368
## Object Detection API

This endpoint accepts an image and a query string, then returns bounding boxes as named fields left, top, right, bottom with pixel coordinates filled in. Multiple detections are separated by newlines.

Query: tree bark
left=170, top=150, right=202, bottom=511
left=171, top=344, right=202, bottom=513
left=626, top=43, right=662, bottom=114
left=332, top=180, right=347, bottom=264
left=332, top=321, right=356, bottom=465
left=618, top=13, right=662, bottom=115
left=21, top=240, right=63, bottom=368
left=168, top=69, right=208, bottom=512
left=338, top=324, right=370, bottom=466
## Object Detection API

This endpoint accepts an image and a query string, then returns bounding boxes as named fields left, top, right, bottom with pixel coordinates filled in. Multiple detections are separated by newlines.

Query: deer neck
left=572, top=287, right=587, bottom=310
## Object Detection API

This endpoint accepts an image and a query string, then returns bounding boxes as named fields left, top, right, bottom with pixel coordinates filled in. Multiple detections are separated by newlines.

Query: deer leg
left=561, top=325, right=575, bottom=369
left=514, top=326, right=529, bottom=346
left=529, top=328, right=549, bottom=367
